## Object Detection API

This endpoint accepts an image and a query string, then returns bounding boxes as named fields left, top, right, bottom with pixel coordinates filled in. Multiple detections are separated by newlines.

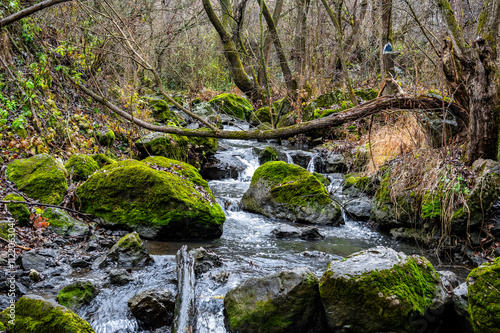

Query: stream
left=77, top=125, right=428, bottom=333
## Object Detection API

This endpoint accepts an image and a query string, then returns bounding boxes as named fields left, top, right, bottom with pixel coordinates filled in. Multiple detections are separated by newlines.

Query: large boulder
left=57, top=281, right=98, bottom=311
left=128, top=288, right=175, bottom=329
left=107, top=232, right=151, bottom=267
left=208, top=93, right=253, bottom=120
left=467, top=257, right=500, bottom=333
left=6, top=154, right=68, bottom=205
left=0, top=294, right=95, bottom=332
left=319, top=246, right=441, bottom=332
left=241, top=161, right=342, bottom=225
left=224, top=268, right=326, bottom=333
left=65, top=154, right=100, bottom=182
left=135, top=132, right=190, bottom=161
left=76, top=157, right=225, bottom=240
left=42, top=208, right=90, bottom=238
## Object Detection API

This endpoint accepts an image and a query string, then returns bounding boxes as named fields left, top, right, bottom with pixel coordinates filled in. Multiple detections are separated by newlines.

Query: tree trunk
left=379, top=0, right=393, bottom=79
left=0, top=0, right=73, bottom=28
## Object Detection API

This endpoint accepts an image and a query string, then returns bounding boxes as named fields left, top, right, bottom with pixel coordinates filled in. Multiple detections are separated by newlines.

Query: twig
left=0, top=237, right=31, bottom=251
left=0, top=200, right=89, bottom=216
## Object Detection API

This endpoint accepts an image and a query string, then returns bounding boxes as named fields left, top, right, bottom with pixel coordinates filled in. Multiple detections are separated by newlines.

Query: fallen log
left=173, top=245, right=196, bottom=333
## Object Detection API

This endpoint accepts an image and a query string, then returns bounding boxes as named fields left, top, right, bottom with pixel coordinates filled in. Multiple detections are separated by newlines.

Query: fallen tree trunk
left=173, top=245, right=196, bottom=333
left=76, top=80, right=468, bottom=141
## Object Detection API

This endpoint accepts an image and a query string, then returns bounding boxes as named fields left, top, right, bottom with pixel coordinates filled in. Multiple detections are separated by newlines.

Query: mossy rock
left=188, top=130, right=219, bottom=157
left=75, top=158, right=225, bottom=240
left=343, top=173, right=374, bottom=196
left=208, top=93, right=253, bottom=120
left=0, top=294, right=95, bottom=332
left=42, top=208, right=90, bottom=238
left=224, top=268, right=326, bottom=333
left=303, top=90, right=347, bottom=120
left=91, top=153, right=116, bottom=168
left=313, top=172, right=330, bottom=186
left=319, top=246, right=440, bottom=332
left=65, top=154, right=100, bottom=182
left=276, top=112, right=298, bottom=128
left=0, top=221, right=15, bottom=241
left=259, top=146, right=279, bottom=164
left=3, top=193, right=30, bottom=226
left=352, top=144, right=370, bottom=171
left=250, top=106, right=276, bottom=124
left=135, top=132, right=190, bottom=161
left=107, top=232, right=151, bottom=267
left=145, top=96, right=171, bottom=121
left=354, top=88, right=379, bottom=101
left=96, top=129, right=115, bottom=147
left=241, top=161, right=342, bottom=225
left=57, top=281, right=97, bottom=311
left=6, top=154, right=68, bottom=205
left=467, top=257, right=500, bottom=333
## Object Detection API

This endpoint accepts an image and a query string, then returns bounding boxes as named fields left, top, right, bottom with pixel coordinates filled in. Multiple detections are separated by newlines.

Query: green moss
left=252, top=161, right=330, bottom=207
left=3, top=193, right=30, bottom=226
left=135, top=132, right=190, bottom=162
left=319, top=256, right=439, bottom=331
left=145, top=96, right=171, bottom=121
left=0, top=221, right=15, bottom=240
left=343, top=174, right=373, bottom=194
left=0, top=295, right=95, bottom=332
left=421, top=192, right=442, bottom=219
left=57, top=281, right=97, bottom=311
left=6, top=154, right=68, bottom=205
left=251, top=106, right=275, bottom=124
left=96, top=129, right=115, bottom=147
left=42, top=207, right=89, bottom=237
left=188, top=128, right=219, bottom=156
left=354, top=88, right=379, bottom=101
left=91, top=153, right=116, bottom=168
left=75, top=159, right=225, bottom=239
left=313, top=172, right=330, bottom=186
left=208, top=93, right=253, bottom=120
left=65, top=154, right=100, bottom=182
left=467, top=257, right=500, bottom=333
left=276, top=112, right=297, bottom=128
left=313, top=108, right=341, bottom=119
left=259, top=146, right=279, bottom=163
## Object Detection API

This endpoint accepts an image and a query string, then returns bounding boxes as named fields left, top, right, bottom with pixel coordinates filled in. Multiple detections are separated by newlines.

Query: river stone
left=42, top=207, right=90, bottom=238
left=271, top=225, right=301, bottom=238
left=201, top=156, right=246, bottom=180
left=224, top=267, right=326, bottom=333
left=208, top=93, right=253, bottom=120
left=190, top=247, right=223, bottom=277
left=135, top=132, right=189, bottom=160
left=299, top=226, right=325, bottom=240
left=0, top=294, right=95, bottom=332
left=107, top=232, right=151, bottom=267
left=57, top=281, right=98, bottom=311
left=6, top=154, right=68, bottom=205
left=241, top=161, right=343, bottom=225
left=76, top=158, right=225, bottom=240
left=344, top=197, right=372, bottom=221
left=451, top=282, right=473, bottom=331
left=109, top=268, right=134, bottom=285
left=319, top=246, right=441, bottom=332
left=19, top=251, right=47, bottom=272
left=315, top=153, right=347, bottom=173
left=128, top=288, right=175, bottom=329
left=65, top=154, right=100, bottom=182
left=467, top=257, right=500, bottom=333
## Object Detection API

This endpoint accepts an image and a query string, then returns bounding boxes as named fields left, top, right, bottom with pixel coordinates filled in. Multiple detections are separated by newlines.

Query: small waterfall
left=307, top=154, right=318, bottom=173
left=285, top=152, right=293, bottom=164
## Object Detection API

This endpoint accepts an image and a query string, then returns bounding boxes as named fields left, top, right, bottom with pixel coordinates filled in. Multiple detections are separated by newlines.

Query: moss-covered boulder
left=208, top=93, right=253, bottom=120
left=76, top=158, right=225, bottom=240
left=241, top=161, right=342, bottom=225
left=188, top=130, right=219, bottom=157
left=276, top=112, right=298, bottom=128
left=343, top=173, right=374, bottom=196
left=91, top=153, right=116, bottom=168
left=313, top=172, right=330, bottom=186
left=0, top=294, right=95, bottom=332
left=96, top=128, right=115, bottom=147
left=107, top=232, right=151, bottom=267
left=224, top=268, right=326, bottom=333
left=258, top=146, right=280, bottom=164
left=144, top=96, right=171, bottom=121
left=3, top=193, right=30, bottom=226
left=42, top=208, right=90, bottom=238
left=467, top=257, right=500, bottom=333
left=354, top=88, right=379, bottom=101
left=6, top=154, right=68, bottom=205
left=319, top=246, right=441, bottom=332
left=135, top=132, right=190, bottom=161
left=57, top=281, right=97, bottom=311
left=0, top=221, right=15, bottom=241
left=65, top=154, right=100, bottom=182
left=250, top=106, right=276, bottom=124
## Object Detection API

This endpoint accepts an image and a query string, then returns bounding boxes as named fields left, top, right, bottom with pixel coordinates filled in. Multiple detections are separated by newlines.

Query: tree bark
left=379, top=0, right=393, bottom=79
left=0, top=0, right=73, bottom=28
left=202, top=0, right=264, bottom=102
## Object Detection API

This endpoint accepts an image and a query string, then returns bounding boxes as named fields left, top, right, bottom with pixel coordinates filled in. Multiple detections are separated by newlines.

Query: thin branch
left=0, top=0, right=72, bottom=28
left=0, top=200, right=90, bottom=216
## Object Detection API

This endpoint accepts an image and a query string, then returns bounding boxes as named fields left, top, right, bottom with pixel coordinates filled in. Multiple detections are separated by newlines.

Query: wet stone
left=109, top=269, right=134, bottom=285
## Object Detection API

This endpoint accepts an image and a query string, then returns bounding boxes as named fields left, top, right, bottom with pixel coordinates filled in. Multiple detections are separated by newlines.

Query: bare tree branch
left=0, top=0, right=73, bottom=28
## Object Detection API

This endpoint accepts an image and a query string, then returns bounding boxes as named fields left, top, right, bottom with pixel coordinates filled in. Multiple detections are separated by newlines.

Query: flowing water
left=78, top=125, right=427, bottom=333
